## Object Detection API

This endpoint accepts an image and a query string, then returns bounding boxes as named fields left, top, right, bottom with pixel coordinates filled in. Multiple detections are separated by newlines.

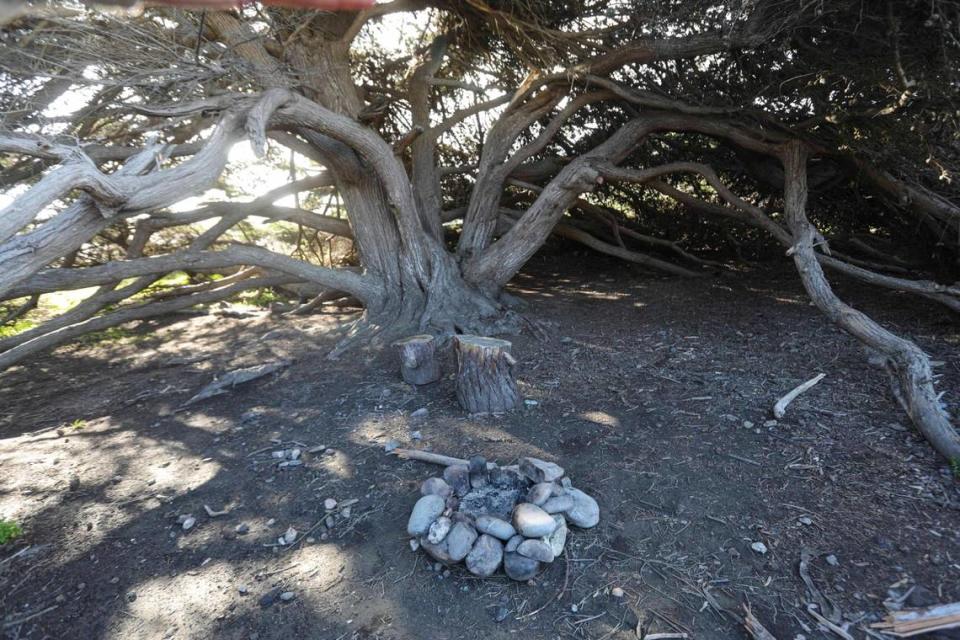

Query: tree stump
left=454, top=335, right=520, bottom=414
left=393, top=334, right=441, bottom=385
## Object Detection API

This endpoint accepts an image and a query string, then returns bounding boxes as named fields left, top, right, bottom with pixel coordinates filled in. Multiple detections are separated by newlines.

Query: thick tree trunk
left=454, top=335, right=520, bottom=414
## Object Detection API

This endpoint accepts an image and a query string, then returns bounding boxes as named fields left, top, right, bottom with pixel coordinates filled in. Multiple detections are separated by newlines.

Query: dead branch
left=773, top=373, right=826, bottom=419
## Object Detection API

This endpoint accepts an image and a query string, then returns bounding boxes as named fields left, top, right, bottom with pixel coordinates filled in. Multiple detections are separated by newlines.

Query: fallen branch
left=871, top=602, right=960, bottom=637
left=181, top=359, right=292, bottom=408
left=773, top=373, right=826, bottom=419
left=743, top=604, right=778, bottom=640
left=388, top=448, right=497, bottom=469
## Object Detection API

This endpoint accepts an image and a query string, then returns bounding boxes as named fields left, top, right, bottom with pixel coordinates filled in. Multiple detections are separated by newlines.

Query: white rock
left=281, top=526, right=297, bottom=545
left=751, top=541, right=768, bottom=554
left=512, top=503, right=557, bottom=537
left=324, top=498, right=338, bottom=510
left=611, top=587, right=625, bottom=598
left=427, top=516, right=452, bottom=544
left=181, top=516, right=196, bottom=531
left=545, top=515, right=568, bottom=556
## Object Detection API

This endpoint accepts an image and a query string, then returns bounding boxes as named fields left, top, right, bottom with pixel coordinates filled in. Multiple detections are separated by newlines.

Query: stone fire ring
left=406, top=455, right=599, bottom=581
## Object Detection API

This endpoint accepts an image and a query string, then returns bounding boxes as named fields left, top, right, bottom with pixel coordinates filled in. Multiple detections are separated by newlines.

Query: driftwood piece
left=393, top=334, right=441, bottom=385
left=743, top=605, right=778, bottom=640
left=181, top=359, right=291, bottom=407
left=773, top=373, right=826, bottom=419
left=453, top=335, right=520, bottom=414
left=871, top=602, right=960, bottom=637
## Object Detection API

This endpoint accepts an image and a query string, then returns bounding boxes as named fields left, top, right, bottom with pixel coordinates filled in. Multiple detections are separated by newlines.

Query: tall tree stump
left=393, top=334, right=441, bottom=385
left=454, top=335, right=520, bottom=414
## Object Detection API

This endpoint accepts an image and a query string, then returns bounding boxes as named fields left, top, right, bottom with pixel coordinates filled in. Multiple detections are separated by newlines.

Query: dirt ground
left=1, top=253, right=959, bottom=640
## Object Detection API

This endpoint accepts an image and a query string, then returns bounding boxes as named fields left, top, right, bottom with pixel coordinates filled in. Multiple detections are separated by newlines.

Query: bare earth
left=2, top=255, right=958, bottom=640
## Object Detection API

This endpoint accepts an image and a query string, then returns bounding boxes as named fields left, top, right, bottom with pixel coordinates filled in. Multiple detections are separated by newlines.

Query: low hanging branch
left=780, top=141, right=960, bottom=461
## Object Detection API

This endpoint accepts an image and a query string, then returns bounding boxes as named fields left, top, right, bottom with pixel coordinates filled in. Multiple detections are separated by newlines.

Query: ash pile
left=406, top=455, right=599, bottom=581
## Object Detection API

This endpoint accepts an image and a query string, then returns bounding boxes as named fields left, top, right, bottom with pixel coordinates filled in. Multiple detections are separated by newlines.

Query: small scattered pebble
left=181, top=517, right=196, bottom=531
left=751, top=541, right=768, bottom=554
left=411, top=408, right=428, bottom=418
left=324, top=498, right=338, bottom=510
left=826, top=554, right=839, bottom=566
left=235, top=523, right=250, bottom=535
left=799, top=516, right=813, bottom=526
left=384, top=440, right=400, bottom=453
left=279, top=591, right=295, bottom=602
left=410, top=431, right=422, bottom=441
left=611, top=587, right=625, bottom=598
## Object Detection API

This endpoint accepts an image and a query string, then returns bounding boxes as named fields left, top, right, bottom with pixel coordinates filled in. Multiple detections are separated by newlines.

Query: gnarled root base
left=326, top=279, right=524, bottom=361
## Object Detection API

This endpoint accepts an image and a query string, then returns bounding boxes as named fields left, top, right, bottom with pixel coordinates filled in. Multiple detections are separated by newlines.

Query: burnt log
left=454, top=335, right=520, bottom=414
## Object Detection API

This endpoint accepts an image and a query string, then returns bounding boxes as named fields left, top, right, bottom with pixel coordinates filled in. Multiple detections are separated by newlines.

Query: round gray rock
left=564, top=488, right=599, bottom=528
left=446, top=521, right=478, bottom=562
left=466, top=534, right=503, bottom=578
left=420, top=536, right=453, bottom=564
left=505, top=534, right=523, bottom=553
left=407, top=494, right=445, bottom=536
left=504, top=552, right=540, bottom=581
left=517, top=539, right=555, bottom=563
left=519, top=457, right=564, bottom=483
left=443, top=465, right=471, bottom=497
left=542, top=494, right=574, bottom=514
left=526, top=483, right=554, bottom=506
left=468, top=455, right=488, bottom=489
left=475, top=515, right=516, bottom=541
left=513, top=503, right=558, bottom=538
left=421, top=477, right=453, bottom=498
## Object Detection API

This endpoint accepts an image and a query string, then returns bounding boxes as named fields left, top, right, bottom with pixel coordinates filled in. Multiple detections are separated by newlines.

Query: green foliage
left=71, top=419, right=86, bottom=430
left=77, top=326, right=137, bottom=345
left=0, top=520, right=22, bottom=545
left=0, top=318, right=35, bottom=339
left=952, top=459, right=960, bottom=480
left=238, top=288, right=286, bottom=308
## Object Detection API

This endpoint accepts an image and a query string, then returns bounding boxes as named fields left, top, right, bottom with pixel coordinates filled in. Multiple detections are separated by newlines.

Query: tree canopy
left=1, top=0, right=958, bottom=458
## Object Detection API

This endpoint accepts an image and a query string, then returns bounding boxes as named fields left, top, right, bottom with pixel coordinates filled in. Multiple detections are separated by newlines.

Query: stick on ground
left=773, top=373, right=826, bottom=419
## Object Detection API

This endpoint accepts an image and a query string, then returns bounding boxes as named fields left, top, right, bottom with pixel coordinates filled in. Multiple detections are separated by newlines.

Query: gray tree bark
left=454, top=335, right=520, bottom=414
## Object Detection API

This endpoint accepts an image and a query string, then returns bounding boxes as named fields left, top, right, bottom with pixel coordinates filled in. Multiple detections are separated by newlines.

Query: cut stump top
left=455, top=335, right=512, bottom=349
left=393, top=334, right=435, bottom=346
